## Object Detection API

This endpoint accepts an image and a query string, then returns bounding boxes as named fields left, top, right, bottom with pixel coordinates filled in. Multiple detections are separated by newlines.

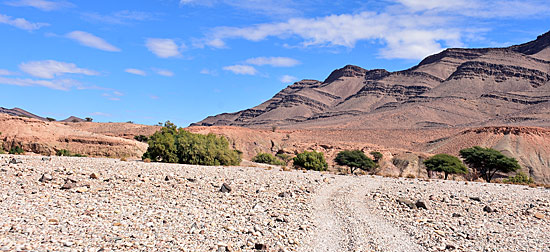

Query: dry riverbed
left=1, top=155, right=549, bottom=252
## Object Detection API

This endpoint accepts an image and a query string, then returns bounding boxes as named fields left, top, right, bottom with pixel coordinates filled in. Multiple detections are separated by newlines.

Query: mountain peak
left=323, top=65, right=368, bottom=83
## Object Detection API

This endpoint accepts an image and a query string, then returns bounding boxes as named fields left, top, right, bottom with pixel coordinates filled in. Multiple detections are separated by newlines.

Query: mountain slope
left=0, top=107, right=46, bottom=121
left=194, top=31, right=550, bottom=129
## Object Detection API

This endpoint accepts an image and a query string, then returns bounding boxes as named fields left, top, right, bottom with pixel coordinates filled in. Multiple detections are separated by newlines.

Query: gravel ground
left=1, top=155, right=549, bottom=252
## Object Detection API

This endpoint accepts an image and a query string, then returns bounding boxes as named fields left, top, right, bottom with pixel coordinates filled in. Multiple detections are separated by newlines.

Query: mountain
left=194, top=31, right=550, bottom=129
left=0, top=107, right=46, bottom=121
left=60, top=116, right=86, bottom=123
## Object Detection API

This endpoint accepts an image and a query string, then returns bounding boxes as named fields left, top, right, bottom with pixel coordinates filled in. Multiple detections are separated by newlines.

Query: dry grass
left=143, top=158, right=151, bottom=163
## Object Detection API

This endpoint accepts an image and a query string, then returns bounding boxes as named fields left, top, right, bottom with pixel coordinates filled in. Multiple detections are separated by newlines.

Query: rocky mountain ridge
left=195, top=31, right=550, bottom=129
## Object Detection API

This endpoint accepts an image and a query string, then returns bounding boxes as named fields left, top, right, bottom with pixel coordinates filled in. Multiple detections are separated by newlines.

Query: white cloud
left=66, top=31, right=121, bottom=52
left=280, top=75, right=297, bottom=83
left=0, top=76, right=80, bottom=90
left=206, top=11, right=460, bottom=59
left=0, top=13, right=49, bottom=31
left=202, top=0, right=550, bottom=60
left=0, top=69, right=16, bottom=75
left=179, top=0, right=299, bottom=17
left=125, top=68, right=147, bottom=76
left=200, top=68, right=217, bottom=76
left=394, top=0, right=473, bottom=11
left=4, top=0, right=73, bottom=11
left=145, top=38, right=183, bottom=58
left=153, top=68, right=174, bottom=77
left=90, top=112, right=111, bottom=117
left=82, top=10, right=155, bottom=25
left=223, top=65, right=257, bottom=75
left=19, top=60, right=99, bottom=79
left=245, top=57, right=300, bottom=67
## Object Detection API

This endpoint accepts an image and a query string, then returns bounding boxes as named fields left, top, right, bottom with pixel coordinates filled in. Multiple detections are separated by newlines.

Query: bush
left=370, top=151, right=383, bottom=163
left=460, top=146, right=520, bottom=182
left=293, top=151, right=328, bottom=171
left=252, top=153, right=284, bottom=166
left=503, top=172, right=534, bottom=184
left=46, top=117, right=56, bottom=122
left=424, top=153, right=468, bottom=180
left=85, top=117, right=93, bottom=122
left=56, top=149, right=86, bottom=157
left=0, top=149, right=4, bottom=154
left=134, top=135, right=149, bottom=142
left=276, top=153, right=293, bottom=165
left=142, top=121, right=241, bottom=166
left=335, top=150, right=377, bottom=174
left=9, top=146, right=24, bottom=155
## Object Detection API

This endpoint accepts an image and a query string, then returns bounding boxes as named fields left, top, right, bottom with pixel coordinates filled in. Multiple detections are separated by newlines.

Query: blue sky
left=0, top=0, right=549, bottom=126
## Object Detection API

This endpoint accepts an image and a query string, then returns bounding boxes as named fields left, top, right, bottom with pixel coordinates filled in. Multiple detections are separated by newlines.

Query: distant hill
left=60, top=116, right=86, bottom=123
left=194, top=30, right=550, bottom=129
left=0, top=107, right=46, bottom=121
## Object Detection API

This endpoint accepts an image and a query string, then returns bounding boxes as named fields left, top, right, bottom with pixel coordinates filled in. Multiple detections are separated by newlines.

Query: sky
left=0, top=0, right=549, bottom=126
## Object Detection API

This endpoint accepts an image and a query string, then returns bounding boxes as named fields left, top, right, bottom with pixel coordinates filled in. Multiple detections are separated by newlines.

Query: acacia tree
left=335, top=150, right=377, bottom=174
left=370, top=151, right=383, bottom=163
left=459, top=146, right=520, bottom=182
left=423, top=154, right=468, bottom=180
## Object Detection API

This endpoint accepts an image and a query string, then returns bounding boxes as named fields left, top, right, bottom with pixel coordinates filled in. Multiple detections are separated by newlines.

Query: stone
left=469, top=196, right=482, bottom=202
left=90, top=173, right=99, bottom=179
left=483, top=205, right=497, bottom=213
left=415, top=200, right=429, bottom=210
left=397, top=197, right=417, bottom=209
left=42, top=157, right=51, bottom=161
left=9, top=158, right=22, bottom=164
left=254, top=243, right=267, bottom=250
left=452, top=213, right=462, bottom=218
left=75, top=187, right=88, bottom=193
left=220, top=183, right=232, bottom=193
left=61, top=180, right=77, bottom=190
left=39, top=173, right=53, bottom=182
left=534, top=213, right=545, bottom=219
left=164, top=175, right=171, bottom=181
left=278, top=191, right=292, bottom=198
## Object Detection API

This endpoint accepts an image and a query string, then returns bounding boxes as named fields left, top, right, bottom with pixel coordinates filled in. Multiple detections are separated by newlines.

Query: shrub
left=0, top=149, right=4, bottom=154
left=335, top=150, right=377, bottom=174
left=503, top=172, right=534, bottom=184
left=276, top=153, right=293, bottom=165
left=293, top=151, right=328, bottom=171
left=142, top=121, right=241, bottom=166
left=56, top=149, right=87, bottom=157
left=459, top=146, right=520, bottom=182
left=9, top=146, right=24, bottom=155
left=370, top=151, right=383, bottom=163
left=85, top=117, right=93, bottom=122
left=424, top=153, right=468, bottom=180
left=134, top=135, right=149, bottom=142
left=252, top=153, right=284, bottom=166
left=46, top=117, right=56, bottom=122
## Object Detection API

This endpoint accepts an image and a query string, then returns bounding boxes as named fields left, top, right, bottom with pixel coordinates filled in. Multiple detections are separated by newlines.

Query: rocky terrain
left=1, top=155, right=548, bottom=251
left=0, top=114, right=146, bottom=158
left=194, top=31, right=550, bottom=129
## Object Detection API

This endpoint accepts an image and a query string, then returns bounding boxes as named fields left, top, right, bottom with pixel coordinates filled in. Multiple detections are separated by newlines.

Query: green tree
left=293, top=151, right=328, bottom=171
left=335, top=150, right=377, bottom=174
left=459, top=146, right=520, bottom=182
left=134, top=135, right=149, bottom=142
left=252, top=153, right=284, bottom=166
left=370, top=151, right=383, bottom=163
left=142, top=121, right=241, bottom=166
left=424, top=154, right=468, bottom=180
